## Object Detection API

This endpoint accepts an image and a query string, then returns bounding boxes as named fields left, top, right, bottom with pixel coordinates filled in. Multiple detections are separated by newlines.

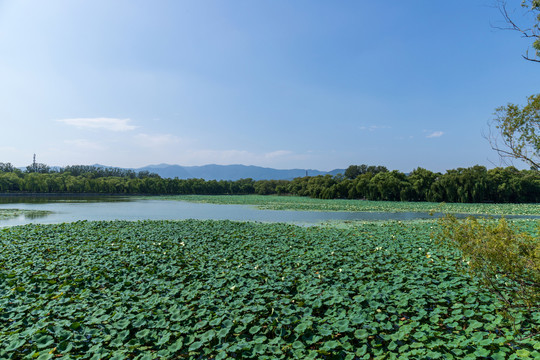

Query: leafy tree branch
left=494, top=0, right=540, bottom=62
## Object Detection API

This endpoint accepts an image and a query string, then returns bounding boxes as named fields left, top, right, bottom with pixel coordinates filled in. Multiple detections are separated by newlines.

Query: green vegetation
left=436, top=216, right=539, bottom=335
left=0, top=209, right=51, bottom=220
left=1, top=163, right=539, bottom=203
left=488, top=94, right=540, bottom=169
left=1, top=219, right=538, bottom=359
left=153, top=194, right=540, bottom=216
left=289, top=166, right=540, bottom=203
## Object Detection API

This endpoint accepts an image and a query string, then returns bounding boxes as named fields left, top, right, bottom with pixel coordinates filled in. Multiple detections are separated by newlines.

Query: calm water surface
left=0, top=195, right=536, bottom=227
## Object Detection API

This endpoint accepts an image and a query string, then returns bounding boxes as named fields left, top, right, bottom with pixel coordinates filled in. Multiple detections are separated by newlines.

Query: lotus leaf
left=0, top=219, right=537, bottom=358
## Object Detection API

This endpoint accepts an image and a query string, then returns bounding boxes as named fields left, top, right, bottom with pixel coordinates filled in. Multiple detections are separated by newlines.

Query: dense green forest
left=0, top=163, right=539, bottom=203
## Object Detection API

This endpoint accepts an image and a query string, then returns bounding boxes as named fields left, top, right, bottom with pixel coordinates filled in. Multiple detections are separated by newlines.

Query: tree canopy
left=1, top=163, right=538, bottom=203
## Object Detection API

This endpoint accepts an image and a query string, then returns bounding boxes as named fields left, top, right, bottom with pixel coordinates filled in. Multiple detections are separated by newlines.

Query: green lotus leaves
left=114, top=319, right=130, bottom=330
left=36, top=353, right=55, bottom=360
left=109, top=352, right=127, bottom=360
left=155, top=331, right=171, bottom=346
left=167, top=337, right=183, bottom=352
left=5, top=337, right=26, bottom=352
left=188, top=340, right=204, bottom=352
left=33, top=334, right=55, bottom=349
left=516, top=349, right=531, bottom=358
left=354, top=329, right=369, bottom=340
left=217, top=327, right=230, bottom=339
left=294, top=322, right=309, bottom=334
left=0, top=219, right=538, bottom=358
left=134, top=353, right=153, bottom=360
left=135, top=329, right=150, bottom=339
left=215, top=351, right=227, bottom=360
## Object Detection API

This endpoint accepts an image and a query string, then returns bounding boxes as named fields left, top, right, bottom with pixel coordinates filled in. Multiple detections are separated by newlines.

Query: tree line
left=0, top=163, right=538, bottom=203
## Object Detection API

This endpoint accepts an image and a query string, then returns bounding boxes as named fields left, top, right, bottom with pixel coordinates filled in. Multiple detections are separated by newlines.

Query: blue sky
left=0, top=1, right=538, bottom=172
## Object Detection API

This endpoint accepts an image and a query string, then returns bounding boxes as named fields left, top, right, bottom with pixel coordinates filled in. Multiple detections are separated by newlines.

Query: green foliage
left=1, top=163, right=540, bottom=203
left=285, top=166, right=540, bottom=203
left=408, top=167, right=438, bottom=201
left=25, top=162, right=50, bottom=174
left=436, top=215, right=539, bottom=336
left=369, top=170, right=409, bottom=201
left=1, top=220, right=539, bottom=358
left=525, top=0, right=540, bottom=55
left=61, top=165, right=158, bottom=179
left=490, top=94, right=540, bottom=169
left=512, top=0, right=540, bottom=61
left=344, top=164, right=388, bottom=179
left=0, top=163, right=15, bottom=173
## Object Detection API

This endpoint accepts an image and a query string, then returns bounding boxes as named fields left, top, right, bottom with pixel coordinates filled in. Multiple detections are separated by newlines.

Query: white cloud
left=57, top=118, right=137, bottom=131
left=426, top=131, right=444, bottom=138
left=64, top=139, right=105, bottom=150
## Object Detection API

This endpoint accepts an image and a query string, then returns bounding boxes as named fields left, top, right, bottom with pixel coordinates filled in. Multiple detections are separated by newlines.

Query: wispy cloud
left=57, top=118, right=137, bottom=131
left=426, top=131, right=444, bottom=138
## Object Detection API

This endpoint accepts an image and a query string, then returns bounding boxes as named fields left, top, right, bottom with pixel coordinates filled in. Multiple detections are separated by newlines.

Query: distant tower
left=32, top=154, right=37, bottom=172
left=305, top=170, right=308, bottom=177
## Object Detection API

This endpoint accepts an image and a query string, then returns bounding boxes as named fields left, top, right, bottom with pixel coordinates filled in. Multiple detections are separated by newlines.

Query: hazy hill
left=18, top=163, right=345, bottom=180
left=136, top=164, right=344, bottom=180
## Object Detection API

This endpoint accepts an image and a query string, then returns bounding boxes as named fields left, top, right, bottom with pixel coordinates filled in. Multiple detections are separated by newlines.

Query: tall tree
left=488, top=94, right=540, bottom=169
left=496, top=0, right=540, bottom=62
left=487, top=1, right=540, bottom=168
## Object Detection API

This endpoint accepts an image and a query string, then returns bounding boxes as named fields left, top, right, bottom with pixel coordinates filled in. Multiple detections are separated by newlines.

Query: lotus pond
left=1, top=219, right=538, bottom=359
left=2, top=195, right=539, bottom=228
left=155, top=195, right=540, bottom=216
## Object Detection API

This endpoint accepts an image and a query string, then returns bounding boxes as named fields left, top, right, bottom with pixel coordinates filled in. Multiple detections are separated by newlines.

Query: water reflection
left=23, top=211, right=52, bottom=219
left=0, top=196, right=538, bottom=227
left=0, top=194, right=131, bottom=204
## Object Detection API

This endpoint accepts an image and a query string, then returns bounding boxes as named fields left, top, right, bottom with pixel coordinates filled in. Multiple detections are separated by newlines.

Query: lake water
left=0, top=195, right=536, bottom=227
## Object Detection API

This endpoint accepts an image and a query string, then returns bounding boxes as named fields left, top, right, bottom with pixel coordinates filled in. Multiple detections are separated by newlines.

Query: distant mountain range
left=19, top=163, right=345, bottom=180
left=134, top=164, right=345, bottom=181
